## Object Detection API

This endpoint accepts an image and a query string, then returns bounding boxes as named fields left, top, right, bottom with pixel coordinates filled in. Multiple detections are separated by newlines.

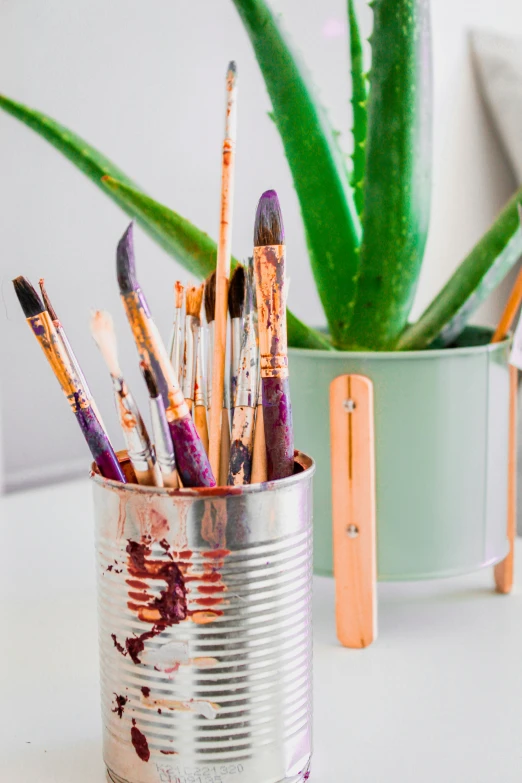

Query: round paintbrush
left=90, top=309, right=161, bottom=487
left=140, top=360, right=179, bottom=489
left=253, top=190, right=294, bottom=481
left=13, top=276, right=125, bottom=483
left=228, top=264, right=245, bottom=403
left=228, top=261, right=257, bottom=485
left=168, top=281, right=185, bottom=382
left=182, top=284, right=204, bottom=412
left=208, top=61, right=238, bottom=481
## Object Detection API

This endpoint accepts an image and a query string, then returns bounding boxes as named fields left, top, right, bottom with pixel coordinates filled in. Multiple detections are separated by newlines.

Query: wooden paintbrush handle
left=251, top=404, right=267, bottom=483
left=330, top=374, right=377, bottom=649
left=228, top=406, right=255, bottom=485
left=219, top=408, right=231, bottom=487
left=194, top=404, right=209, bottom=455
left=495, top=364, right=518, bottom=593
left=134, top=463, right=163, bottom=487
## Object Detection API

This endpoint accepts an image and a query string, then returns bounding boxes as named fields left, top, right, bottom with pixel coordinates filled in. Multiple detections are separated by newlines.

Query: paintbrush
left=181, top=284, right=204, bottom=412
left=228, top=264, right=245, bottom=403
left=116, top=222, right=215, bottom=488
left=140, top=360, right=179, bottom=489
left=204, top=270, right=231, bottom=485
left=13, top=276, right=125, bottom=483
left=168, top=281, right=184, bottom=382
left=194, top=334, right=209, bottom=454
left=228, top=260, right=258, bottom=485
left=90, top=309, right=161, bottom=487
left=39, top=277, right=108, bottom=433
left=253, top=189, right=294, bottom=480
left=208, top=61, right=238, bottom=481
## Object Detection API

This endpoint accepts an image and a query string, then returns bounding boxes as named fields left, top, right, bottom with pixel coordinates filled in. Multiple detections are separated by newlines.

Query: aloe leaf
left=0, top=94, right=332, bottom=352
left=397, top=191, right=522, bottom=350
left=101, top=178, right=335, bottom=352
left=346, top=0, right=433, bottom=350
left=0, top=93, right=138, bottom=190
left=348, top=0, right=368, bottom=216
left=231, top=0, right=362, bottom=348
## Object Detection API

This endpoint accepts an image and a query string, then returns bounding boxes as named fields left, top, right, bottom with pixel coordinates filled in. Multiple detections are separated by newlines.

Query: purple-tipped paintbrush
left=116, top=222, right=215, bottom=488
left=12, top=276, right=125, bottom=483
left=253, top=190, right=294, bottom=481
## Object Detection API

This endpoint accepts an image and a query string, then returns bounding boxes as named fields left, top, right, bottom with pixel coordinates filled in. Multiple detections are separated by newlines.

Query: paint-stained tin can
left=92, top=451, right=314, bottom=783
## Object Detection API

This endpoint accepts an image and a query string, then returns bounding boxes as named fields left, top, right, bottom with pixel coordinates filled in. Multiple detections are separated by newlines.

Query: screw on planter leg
left=343, top=398, right=356, bottom=413
left=346, top=524, right=359, bottom=538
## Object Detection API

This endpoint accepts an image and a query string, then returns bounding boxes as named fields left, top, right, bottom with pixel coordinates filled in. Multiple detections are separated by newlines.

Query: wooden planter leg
left=330, top=374, right=377, bottom=648
left=494, top=364, right=518, bottom=594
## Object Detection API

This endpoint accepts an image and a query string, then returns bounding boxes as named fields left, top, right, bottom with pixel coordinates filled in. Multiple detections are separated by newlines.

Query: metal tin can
left=92, top=451, right=314, bottom=783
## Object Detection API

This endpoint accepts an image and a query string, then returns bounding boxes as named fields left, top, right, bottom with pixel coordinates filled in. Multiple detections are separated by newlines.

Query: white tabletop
left=1, top=478, right=521, bottom=783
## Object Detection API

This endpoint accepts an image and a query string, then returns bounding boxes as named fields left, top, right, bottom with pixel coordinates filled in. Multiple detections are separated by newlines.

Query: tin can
left=92, top=451, right=315, bottom=783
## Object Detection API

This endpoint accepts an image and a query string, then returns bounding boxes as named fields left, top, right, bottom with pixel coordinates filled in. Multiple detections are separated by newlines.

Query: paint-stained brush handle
left=262, top=376, right=294, bottom=481
left=168, top=415, right=215, bottom=487
left=228, top=406, right=255, bottom=485
left=251, top=404, right=267, bottom=483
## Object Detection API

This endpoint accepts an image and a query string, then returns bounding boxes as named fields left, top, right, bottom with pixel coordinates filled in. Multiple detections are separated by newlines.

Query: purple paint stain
left=169, top=415, right=216, bottom=487
left=141, top=686, right=151, bottom=698
left=75, top=405, right=126, bottom=482
left=262, top=376, right=294, bottom=481
left=30, top=320, right=45, bottom=337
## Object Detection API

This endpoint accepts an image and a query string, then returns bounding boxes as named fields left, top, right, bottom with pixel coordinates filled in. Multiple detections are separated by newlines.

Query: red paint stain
left=203, top=549, right=231, bottom=559
left=131, top=725, right=150, bottom=762
left=197, top=584, right=226, bottom=594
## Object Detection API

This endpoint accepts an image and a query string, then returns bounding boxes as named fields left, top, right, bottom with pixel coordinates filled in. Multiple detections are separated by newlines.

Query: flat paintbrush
left=250, top=370, right=267, bottom=483
left=168, top=280, right=184, bottom=382
left=140, top=360, right=179, bottom=489
left=13, top=276, right=125, bottom=483
left=116, top=222, right=215, bottom=487
left=253, top=189, right=294, bottom=481
left=90, top=309, right=161, bottom=487
left=228, top=260, right=257, bottom=485
left=209, top=61, right=238, bottom=480
left=39, top=277, right=107, bottom=433
left=182, top=284, right=204, bottom=412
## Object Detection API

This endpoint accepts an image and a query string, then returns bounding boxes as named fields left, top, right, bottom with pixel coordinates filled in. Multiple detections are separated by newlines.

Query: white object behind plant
left=471, top=29, right=522, bottom=182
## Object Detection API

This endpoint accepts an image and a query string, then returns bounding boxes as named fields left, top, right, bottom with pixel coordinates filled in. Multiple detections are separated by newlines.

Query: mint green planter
left=289, top=327, right=510, bottom=580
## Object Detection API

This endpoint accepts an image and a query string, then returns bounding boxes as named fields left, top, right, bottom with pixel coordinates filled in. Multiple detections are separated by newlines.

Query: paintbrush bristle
left=140, top=360, right=159, bottom=399
left=254, top=189, right=285, bottom=246
left=90, top=309, right=122, bottom=379
left=116, top=222, right=138, bottom=295
left=38, top=278, right=59, bottom=322
left=175, top=281, right=184, bottom=309
left=228, top=265, right=245, bottom=319
left=186, top=283, right=204, bottom=318
left=204, top=271, right=216, bottom=323
left=13, top=276, right=45, bottom=318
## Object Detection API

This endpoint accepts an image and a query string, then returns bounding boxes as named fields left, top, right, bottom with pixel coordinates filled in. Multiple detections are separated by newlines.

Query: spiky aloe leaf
left=102, top=177, right=333, bottom=350
left=397, top=192, right=522, bottom=350
left=348, top=0, right=368, bottom=216
left=346, top=0, right=432, bottom=350
left=0, top=93, right=332, bottom=351
left=231, top=0, right=362, bottom=348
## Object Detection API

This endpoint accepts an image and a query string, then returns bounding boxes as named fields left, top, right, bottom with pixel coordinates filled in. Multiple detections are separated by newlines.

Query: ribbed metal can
left=92, top=451, right=315, bottom=783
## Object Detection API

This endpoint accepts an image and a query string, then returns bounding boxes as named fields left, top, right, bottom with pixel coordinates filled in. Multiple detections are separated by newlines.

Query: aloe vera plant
left=1, top=0, right=522, bottom=351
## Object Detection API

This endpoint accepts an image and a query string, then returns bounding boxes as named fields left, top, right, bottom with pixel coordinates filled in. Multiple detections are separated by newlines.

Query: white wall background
left=0, top=0, right=521, bottom=491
